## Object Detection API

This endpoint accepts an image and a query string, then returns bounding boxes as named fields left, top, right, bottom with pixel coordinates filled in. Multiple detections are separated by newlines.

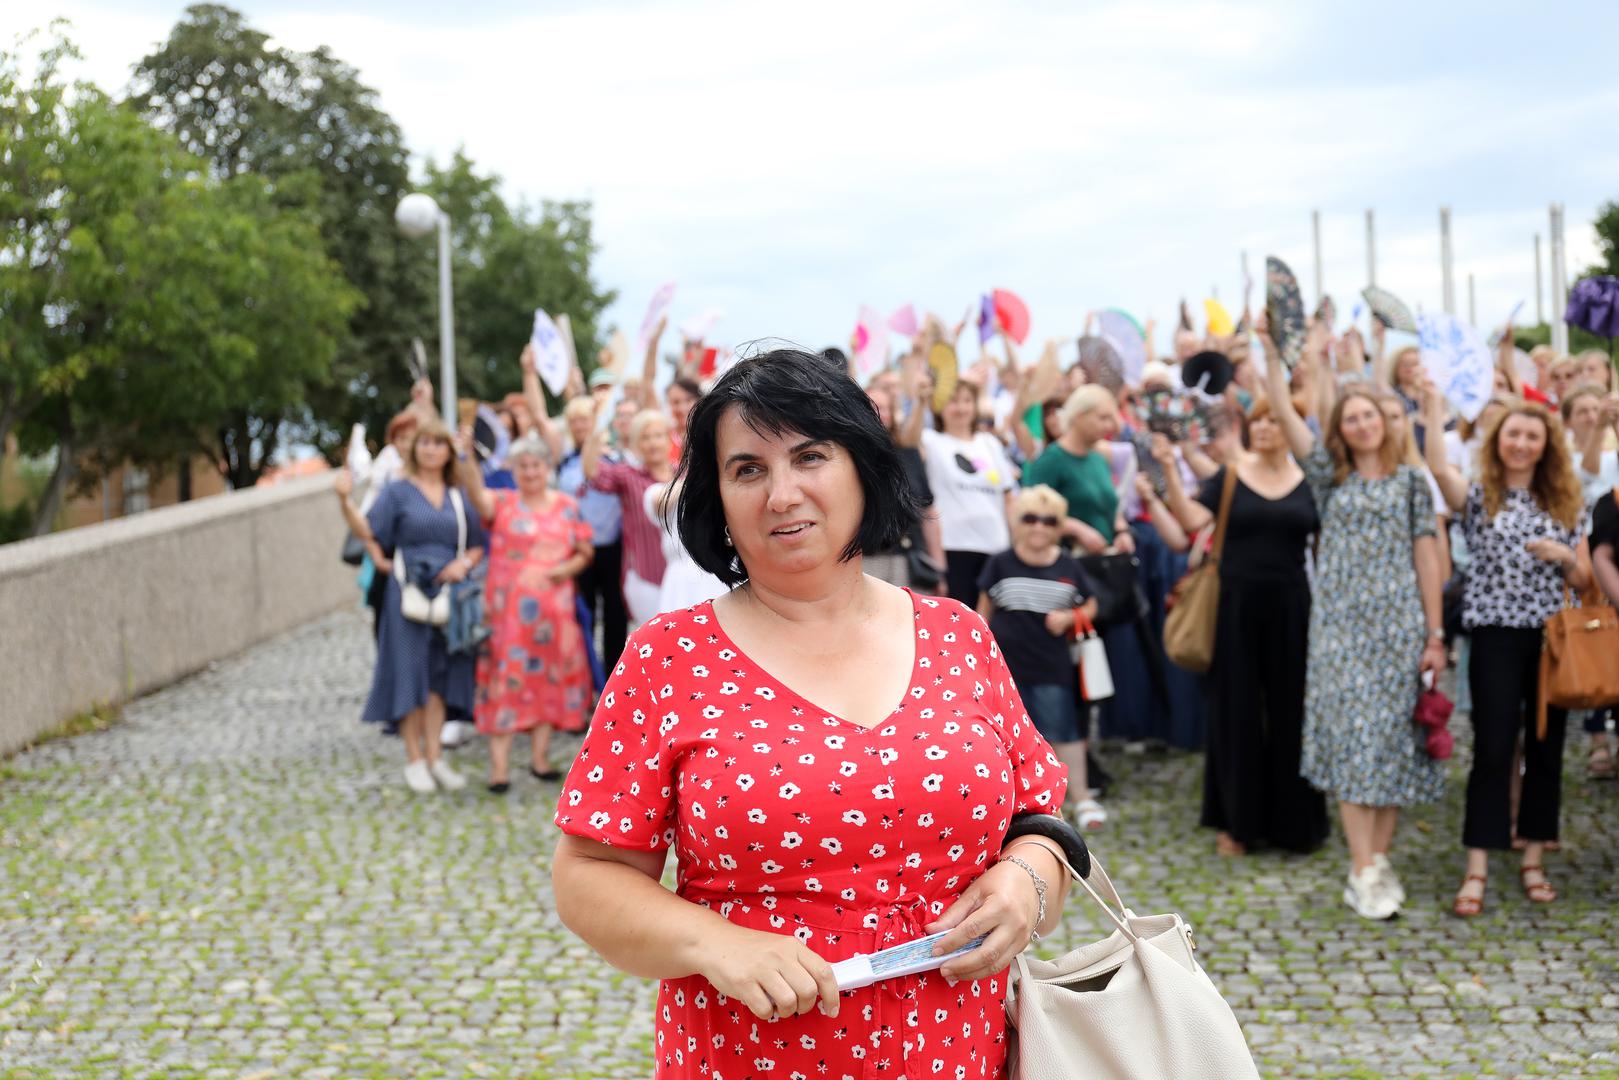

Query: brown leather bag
left=1163, top=467, right=1238, bottom=674
left=1537, top=574, right=1619, bottom=739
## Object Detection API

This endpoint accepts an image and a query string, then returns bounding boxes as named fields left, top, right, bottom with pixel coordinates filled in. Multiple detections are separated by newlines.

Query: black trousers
left=1464, top=626, right=1568, bottom=850
left=578, top=540, right=628, bottom=672
left=945, top=550, right=990, bottom=607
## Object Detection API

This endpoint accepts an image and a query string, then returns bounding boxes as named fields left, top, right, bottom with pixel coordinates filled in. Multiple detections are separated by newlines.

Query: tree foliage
left=0, top=26, right=355, bottom=532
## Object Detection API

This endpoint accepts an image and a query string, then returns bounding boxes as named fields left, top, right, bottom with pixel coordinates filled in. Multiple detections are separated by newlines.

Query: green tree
left=421, top=151, right=617, bottom=409
left=1, top=27, right=355, bottom=533
left=130, top=4, right=433, bottom=453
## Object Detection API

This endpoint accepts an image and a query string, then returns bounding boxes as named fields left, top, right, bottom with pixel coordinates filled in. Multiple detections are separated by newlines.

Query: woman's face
left=1566, top=395, right=1601, bottom=439
left=1071, top=402, right=1119, bottom=445
left=1013, top=508, right=1060, bottom=554
left=715, top=409, right=863, bottom=580
left=1492, top=368, right=1513, bottom=396
left=413, top=434, right=451, bottom=474
left=1395, top=351, right=1422, bottom=390
left=1337, top=395, right=1386, bottom=455
left=667, top=385, right=698, bottom=433
left=636, top=418, right=672, bottom=466
left=1496, top=413, right=1547, bottom=475
left=1549, top=365, right=1578, bottom=401
left=1248, top=413, right=1282, bottom=452
left=867, top=388, right=895, bottom=431
left=613, top=401, right=637, bottom=443
left=1379, top=400, right=1408, bottom=449
left=942, top=385, right=977, bottom=432
left=1581, top=353, right=1614, bottom=390
left=512, top=452, right=550, bottom=495
left=567, top=410, right=594, bottom=447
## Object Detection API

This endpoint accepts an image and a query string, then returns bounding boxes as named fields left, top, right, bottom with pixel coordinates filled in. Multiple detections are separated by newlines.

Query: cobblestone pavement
left=2, top=610, right=1617, bottom=1078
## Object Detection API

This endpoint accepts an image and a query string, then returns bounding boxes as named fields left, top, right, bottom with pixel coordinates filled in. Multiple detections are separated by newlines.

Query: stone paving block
left=1, top=610, right=1616, bottom=1077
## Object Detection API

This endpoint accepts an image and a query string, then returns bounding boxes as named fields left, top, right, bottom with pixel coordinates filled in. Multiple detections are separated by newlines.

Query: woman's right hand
left=334, top=468, right=354, bottom=499
left=697, top=924, right=840, bottom=1021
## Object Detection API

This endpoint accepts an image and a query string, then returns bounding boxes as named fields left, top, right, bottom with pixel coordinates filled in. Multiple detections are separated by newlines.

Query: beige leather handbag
left=1007, top=856, right=1260, bottom=1080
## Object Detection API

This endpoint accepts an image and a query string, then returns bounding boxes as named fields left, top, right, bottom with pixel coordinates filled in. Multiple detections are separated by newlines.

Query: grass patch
left=8, top=701, right=124, bottom=758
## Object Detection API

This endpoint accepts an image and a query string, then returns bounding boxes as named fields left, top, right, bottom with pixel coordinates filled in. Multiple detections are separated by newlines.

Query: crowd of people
left=333, top=303, right=1618, bottom=932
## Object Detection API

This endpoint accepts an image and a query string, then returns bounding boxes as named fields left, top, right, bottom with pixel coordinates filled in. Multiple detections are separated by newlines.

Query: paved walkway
left=2, top=611, right=1617, bottom=1078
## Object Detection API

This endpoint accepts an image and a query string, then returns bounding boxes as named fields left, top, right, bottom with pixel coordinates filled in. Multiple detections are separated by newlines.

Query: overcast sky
left=12, top=0, right=1619, bottom=360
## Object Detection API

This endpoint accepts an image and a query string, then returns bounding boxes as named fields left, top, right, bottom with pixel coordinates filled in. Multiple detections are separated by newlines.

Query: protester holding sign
left=1424, top=390, right=1589, bottom=915
left=1259, top=314, right=1445, bottom=921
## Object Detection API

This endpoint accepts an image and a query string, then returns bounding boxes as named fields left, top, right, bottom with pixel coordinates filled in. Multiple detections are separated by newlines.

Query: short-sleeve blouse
left=556, top=591, right=1067, bottom=1079
left=1460, top=484, right=1583, bottom=629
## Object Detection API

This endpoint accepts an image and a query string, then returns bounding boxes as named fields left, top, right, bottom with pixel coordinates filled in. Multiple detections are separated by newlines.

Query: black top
left=1593, top=489, right=1618, bottom=554
left=1196, top=468, right=1319, bottom=581
left=977, top=548, right=1089, bottom=689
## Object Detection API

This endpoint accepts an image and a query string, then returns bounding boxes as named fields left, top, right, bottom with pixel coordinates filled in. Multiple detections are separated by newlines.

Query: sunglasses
left=1020, top=514, right=1060, bottom=528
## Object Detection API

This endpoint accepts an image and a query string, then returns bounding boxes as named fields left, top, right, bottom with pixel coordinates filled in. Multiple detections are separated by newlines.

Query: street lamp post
left=395, top=192, right=456, bottom=425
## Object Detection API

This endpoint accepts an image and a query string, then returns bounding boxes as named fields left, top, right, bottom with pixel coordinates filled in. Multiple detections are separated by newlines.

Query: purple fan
left=978, top=293, right=996, bottom=344
left=1566, top=275, right=1619, bottom=340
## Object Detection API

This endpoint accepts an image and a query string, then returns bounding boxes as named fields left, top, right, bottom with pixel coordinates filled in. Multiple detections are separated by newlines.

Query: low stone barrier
left=0, top=472, right=354, bottom=755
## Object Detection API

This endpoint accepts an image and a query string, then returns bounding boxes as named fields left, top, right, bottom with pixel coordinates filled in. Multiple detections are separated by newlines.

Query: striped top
left=590, top=459, right=668, bottom=586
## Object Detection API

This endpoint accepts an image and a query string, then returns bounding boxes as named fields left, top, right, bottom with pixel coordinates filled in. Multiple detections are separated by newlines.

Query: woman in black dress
left=1155, top=398, right=1328, bottom=855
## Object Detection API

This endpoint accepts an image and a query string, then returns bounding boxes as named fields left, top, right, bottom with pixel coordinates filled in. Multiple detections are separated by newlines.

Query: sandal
left=1452, top=874, right=1486, bottom=918
left=1073, top=799, right=1108, bottom=831
left=1588, top=742, right=1616, bottom=780
left=1518, top=864, right=1557, bottom=904
left=1215, top=832, right=1247, bottom=857
left=529, top=765, right=563, bottom=782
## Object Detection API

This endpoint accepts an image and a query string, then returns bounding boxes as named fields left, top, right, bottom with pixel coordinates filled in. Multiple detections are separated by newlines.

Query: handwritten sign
left=530, top=309, right=572, bottom=396
left=1418, top=311, right=1491, bottom=423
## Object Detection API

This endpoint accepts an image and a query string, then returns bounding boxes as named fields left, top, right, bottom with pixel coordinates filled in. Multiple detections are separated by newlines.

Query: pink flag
left=856, top=305, right=889, bottom=378
left=887, top=304, right=919, bottom=338
left=634, top=281, right=677, bottom=356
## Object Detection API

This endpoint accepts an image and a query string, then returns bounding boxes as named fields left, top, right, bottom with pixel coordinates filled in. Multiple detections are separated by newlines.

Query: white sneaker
left=440, top=720, right=474, bottom=749
left=1371, top=854, right=1406, bottom=907
left=428, top=757, right=467, bottom=791
left=1343, top=866, right=1399, bottom=920
left=403, top=760, right=436, bottom=793
left=1071, top=799, right=1108, bottom=831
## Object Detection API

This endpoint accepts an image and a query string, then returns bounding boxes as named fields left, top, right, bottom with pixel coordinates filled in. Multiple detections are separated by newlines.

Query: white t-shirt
left=921, top=428, right=1016, bottom=553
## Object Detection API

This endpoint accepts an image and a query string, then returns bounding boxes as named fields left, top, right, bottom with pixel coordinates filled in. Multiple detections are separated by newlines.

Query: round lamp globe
left=395, top=193, right=441, bottom=239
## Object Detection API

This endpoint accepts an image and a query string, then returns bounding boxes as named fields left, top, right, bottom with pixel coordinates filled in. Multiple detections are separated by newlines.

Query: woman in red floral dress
left=460, top=434, right=594, bottom=791
left=553, top=350, right=1078, bottom=1079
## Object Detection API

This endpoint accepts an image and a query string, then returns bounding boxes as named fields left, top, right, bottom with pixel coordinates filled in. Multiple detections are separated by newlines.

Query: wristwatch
left=1427, top=628, right=1444, bottom=641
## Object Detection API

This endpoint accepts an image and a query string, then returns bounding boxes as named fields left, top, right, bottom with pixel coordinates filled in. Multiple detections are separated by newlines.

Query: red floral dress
left=556, top=591, right=1067, bottom=1079
left=474, top=490, right=593, bottom=735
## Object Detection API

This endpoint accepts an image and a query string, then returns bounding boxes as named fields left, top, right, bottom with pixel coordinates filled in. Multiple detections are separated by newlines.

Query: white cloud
left=10, top=0, right=1616, bottom=361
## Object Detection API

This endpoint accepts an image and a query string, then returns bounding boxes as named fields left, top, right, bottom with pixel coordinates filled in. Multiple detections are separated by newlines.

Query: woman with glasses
left=977, top=484, right=1105, bottom=829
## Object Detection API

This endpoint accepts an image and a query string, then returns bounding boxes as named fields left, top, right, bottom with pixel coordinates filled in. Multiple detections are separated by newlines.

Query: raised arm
left=1135, top=473, right=1189, bottom=553
left=455, top=431, right=497, bottom=523
left=638, top=314, right=667, bottom=410
left=1421, top=379, right=1468, bottom=512
left=895, top=347, right=926, bottom=449
left=517, top=344, right=565, bottom=463
left=581, top=421, right=610, bottom=483
left=1256, top=311, right=1316, bottom=460
left=1153, top=435, right=1214, bottom=534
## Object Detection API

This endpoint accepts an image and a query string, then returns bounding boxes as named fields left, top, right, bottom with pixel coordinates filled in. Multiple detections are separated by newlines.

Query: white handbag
left=1076, top=631, right=1113, bottom=701
left=1007, top=855, right=1259, bottom=1080
left=394, top=490, right=466, bottom=628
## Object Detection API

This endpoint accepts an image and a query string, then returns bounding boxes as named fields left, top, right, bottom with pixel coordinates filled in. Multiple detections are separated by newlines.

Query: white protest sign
left=530, top=309, right=572, bottom=396
left=635, top=281, right=677, bottom=356
left=1417, top=311, right=1492, bottom=423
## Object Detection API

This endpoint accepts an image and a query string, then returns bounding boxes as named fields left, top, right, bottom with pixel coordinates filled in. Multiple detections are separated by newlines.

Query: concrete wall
left=0, top=473, right=354, bottom=755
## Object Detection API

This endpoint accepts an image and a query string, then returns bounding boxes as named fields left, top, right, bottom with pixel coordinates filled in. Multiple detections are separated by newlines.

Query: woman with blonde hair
left=1259, top=315, right=1446, bottom=920
left=360, top=418, right=486, bottom=792
left=1425, top=392, right=1590, bottom=913
left=977, top=484, right=1104, bottom=828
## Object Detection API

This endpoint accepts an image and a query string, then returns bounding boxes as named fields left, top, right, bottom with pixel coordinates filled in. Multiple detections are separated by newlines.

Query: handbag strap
left=449, top=488, right=468, bottom=559
left=1209, top=465, right=1239, bottom=562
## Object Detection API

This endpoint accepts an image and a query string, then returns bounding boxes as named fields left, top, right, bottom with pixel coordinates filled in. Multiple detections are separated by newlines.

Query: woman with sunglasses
left=977, top=485, right=1105, bottom=829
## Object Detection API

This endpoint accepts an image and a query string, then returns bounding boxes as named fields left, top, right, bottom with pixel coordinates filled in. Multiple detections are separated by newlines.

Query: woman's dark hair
left=676, top=347, right=922, bottom=586
left=669, top=375, right=703, bottom=401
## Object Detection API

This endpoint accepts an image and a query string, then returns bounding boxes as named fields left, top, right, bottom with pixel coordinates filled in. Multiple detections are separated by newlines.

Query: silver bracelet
left=1001, top=854, right=1047, bottom=941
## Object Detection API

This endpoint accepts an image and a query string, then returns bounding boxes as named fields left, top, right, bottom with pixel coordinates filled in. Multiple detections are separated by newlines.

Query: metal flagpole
left=1440, top=207, right=1455, bottom=315
left=1550, top=204, right=1569, bottom=354
left=437, top=211, right=457, bottom=424
left=1366, top=209, right=1376, bottom=287
left=1534, top=233, right=1544, bottom=326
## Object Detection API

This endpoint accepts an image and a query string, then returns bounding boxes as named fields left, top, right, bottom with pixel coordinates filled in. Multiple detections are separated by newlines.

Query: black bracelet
left=1004, top=812, right=1090, bottom=879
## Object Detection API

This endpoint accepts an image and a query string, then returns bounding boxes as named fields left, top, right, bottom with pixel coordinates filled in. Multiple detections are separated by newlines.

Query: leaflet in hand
left=830, top=931, right=987, bottom=991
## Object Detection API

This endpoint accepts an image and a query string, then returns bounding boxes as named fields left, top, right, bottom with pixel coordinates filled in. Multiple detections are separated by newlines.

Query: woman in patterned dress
left=1424, top=391, right=1590, bottom=914
left=1259, top=315, right=1447, bottom=921
left=459, top=434, right=594, bottom=793
left=551, top=348, right=1078, bottom=1079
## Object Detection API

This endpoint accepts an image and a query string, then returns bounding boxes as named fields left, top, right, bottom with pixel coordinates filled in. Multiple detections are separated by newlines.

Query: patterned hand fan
left=1265, top=256, right=1307, bottom=370
left=1361, top=285, right=1417, bottom=333
left=1142, top=389, right=1214, bottom=444
left=1096, top=310, right=1147, bottom=385
left=1076, top=335, right=1126, bottom=392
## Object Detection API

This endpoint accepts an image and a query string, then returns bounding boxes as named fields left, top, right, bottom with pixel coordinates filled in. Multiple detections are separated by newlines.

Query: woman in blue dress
left=363, top=418, right=487, bottom=792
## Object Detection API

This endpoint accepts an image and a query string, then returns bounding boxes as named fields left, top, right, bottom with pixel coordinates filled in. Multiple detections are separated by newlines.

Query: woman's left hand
left=1110, top=529, right=1136, bottom=555
left=437, top=558, right=470, bottom=584
left=924, top=861, right=1041, bottom=985
left=1419, top=638, right=1446, bottom=682
left=1526, top=538, right=1574, bottom=569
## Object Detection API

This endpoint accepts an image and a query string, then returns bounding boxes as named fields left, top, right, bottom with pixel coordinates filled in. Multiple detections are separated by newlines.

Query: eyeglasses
left=1020, top=514, right=1060, bottom=528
